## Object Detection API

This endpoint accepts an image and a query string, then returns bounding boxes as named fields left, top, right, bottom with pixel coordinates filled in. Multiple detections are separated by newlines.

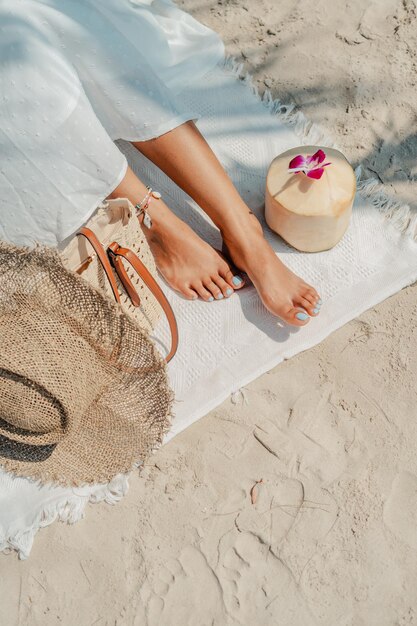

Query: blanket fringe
left=220, top=55, right=417, bottom=243
left=0, top=473, right=129, bottom=559
left=219, top=55, right=336, bottom=149
left=355, top=166, right=417, bottom=241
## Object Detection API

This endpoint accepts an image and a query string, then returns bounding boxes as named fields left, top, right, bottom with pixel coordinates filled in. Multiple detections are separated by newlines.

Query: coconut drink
left=265, top=146, right=356, bottom=252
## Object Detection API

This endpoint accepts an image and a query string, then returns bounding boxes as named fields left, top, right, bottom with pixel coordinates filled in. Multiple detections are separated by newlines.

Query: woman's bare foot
left=141, top=200, right=245, bottom=302
left=131, top=123, right=320, bottom=326
left=221, top=215, right=321, bottom=326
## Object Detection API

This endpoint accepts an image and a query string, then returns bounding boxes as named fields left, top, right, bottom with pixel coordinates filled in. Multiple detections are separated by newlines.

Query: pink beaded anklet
left=135, top=186, right=161, bottom=229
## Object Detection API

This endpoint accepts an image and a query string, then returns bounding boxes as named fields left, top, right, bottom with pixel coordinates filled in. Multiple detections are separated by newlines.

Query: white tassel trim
left=355, top=165, right=417, bottom=241
left=219, top=55, right=417, bottom=243
left=219, top=55, right=336, bottom=149
left=0, top=473, right=130, bottom=560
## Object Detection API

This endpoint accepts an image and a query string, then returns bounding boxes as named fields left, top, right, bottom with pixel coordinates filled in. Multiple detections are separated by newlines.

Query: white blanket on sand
left=1, top=58, right=417, bottom=558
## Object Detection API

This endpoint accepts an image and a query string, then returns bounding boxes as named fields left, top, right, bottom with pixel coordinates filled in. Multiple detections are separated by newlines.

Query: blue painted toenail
left=296, top=311, right=309, bottom=321
left=317, top=299, right=322, bottom=305
left=232, top=276, right=243, bottom=286
left=216, top=293, right=224, bottom=300
left=313, top=308, right=319, bottom=314
left=226, top=288, right=233, bottom=296
left=208, top=296, right=214, bottom=302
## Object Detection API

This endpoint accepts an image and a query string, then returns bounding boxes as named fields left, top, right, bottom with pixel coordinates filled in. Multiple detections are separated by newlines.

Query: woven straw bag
left=59, top=196, right=178, bottom=362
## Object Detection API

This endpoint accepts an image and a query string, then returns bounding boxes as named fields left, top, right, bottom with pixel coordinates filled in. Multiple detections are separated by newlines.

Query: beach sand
left=2, top=1, right=417, bottom=624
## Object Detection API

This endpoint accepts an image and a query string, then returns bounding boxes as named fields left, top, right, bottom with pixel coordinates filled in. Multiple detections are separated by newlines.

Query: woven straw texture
left=59, top=197, right=162, bottom=333
left=0, top=241, right=173, bottom=486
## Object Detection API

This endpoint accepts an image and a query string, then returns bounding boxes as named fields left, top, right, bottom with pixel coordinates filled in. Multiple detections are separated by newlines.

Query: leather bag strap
left=107, top=242, right=179, bottom=363
left=108, top=253, right=141, bottom=307
left=76, top=227, right=121, bottom=303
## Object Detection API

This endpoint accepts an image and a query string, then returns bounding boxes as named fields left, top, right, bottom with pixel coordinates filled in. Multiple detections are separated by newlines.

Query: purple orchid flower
left=288, top=149, right=331, bottom=180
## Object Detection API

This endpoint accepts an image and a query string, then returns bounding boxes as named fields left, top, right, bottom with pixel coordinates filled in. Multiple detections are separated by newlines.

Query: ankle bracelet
left=135, top=186, right=162, bottom=229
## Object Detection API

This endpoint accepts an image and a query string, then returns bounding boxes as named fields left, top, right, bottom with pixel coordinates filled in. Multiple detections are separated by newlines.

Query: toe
left=203, top=278, right=226, bottom=300
left=262, top=293, right=311, bottom=327
left=193, top=282, right=215, bottom=302
left=304, top=287, right=320, bottom=305
left=296, top=296, right=320, bottom=317
left=216, top=248, right=245, bottom=290
left=182, top=286, right=199, bottom=301
left=290, top=307, right=311, bottom=326
left=211, top=276, right=234, bottom=298
left=219, top=266, right=245, bottom=291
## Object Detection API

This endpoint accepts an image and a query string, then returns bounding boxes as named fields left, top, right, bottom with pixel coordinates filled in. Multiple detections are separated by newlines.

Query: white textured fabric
left=0, top=0, right=224, bottom=247
left=2, top=58, right=417, bottom=557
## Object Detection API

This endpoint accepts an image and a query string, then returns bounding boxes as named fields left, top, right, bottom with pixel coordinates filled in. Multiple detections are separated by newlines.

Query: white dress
left=0, top=0, right=224, bottom=247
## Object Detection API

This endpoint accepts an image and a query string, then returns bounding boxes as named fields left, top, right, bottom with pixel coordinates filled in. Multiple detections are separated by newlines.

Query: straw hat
left=0, top=241, right=173, bottom=487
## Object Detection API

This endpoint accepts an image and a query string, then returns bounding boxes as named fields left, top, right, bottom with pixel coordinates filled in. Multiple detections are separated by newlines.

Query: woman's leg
left=107, top=165, right=245, bottom=302
left=132, top=121, right=321, bottom=326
